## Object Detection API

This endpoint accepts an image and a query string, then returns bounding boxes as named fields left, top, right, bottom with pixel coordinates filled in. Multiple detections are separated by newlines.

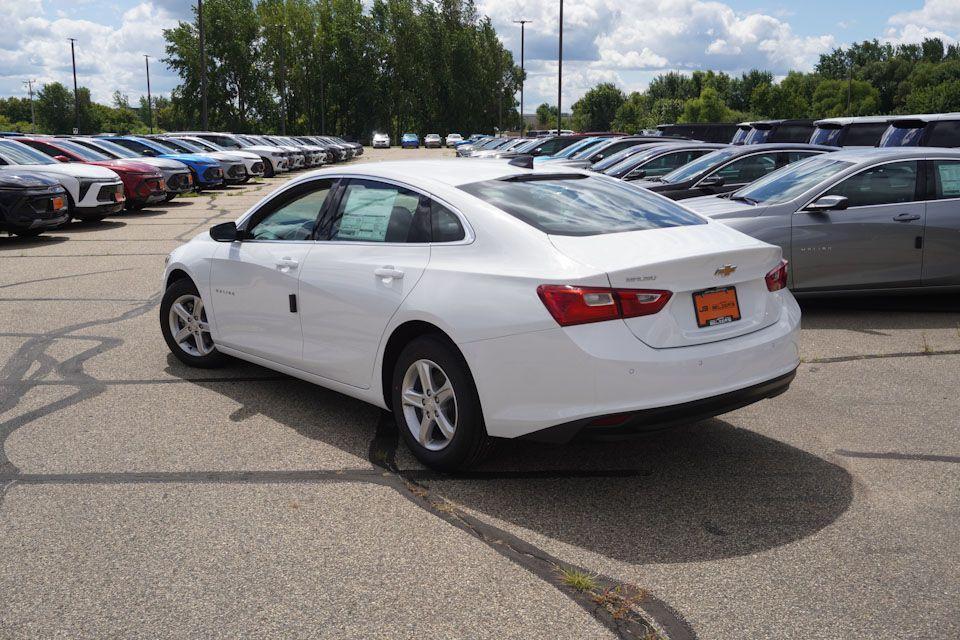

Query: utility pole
left=198, top=0, right=208, bottom=129
left=68, top=38, right=79, bottom=134
left=278, top=24, right=286, bottom=135
left=144, top=55, right=153, bottom=134
left=846, top=54, right=853, bottom=116
left=513, top=19, right=531, bottom=134
left=557, top=0, right=563, bottom=136
left=23, top=80, right=36, bottom=133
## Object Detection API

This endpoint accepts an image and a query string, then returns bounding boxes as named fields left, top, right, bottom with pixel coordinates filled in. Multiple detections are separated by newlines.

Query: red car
left=15, top=137, right=166, bottom=210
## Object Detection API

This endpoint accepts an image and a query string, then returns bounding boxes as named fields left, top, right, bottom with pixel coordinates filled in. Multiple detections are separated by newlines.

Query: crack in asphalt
left=0, top=268, right=136, bottom=290
left=835, top=449, right=960, bottom=463
left=805, top=349, right=960, bottom=364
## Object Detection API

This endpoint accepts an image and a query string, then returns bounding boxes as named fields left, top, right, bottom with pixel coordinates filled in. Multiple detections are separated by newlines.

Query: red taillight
left=537, top=285, right=672, bottom=327
left=765, top=259, right=789, bottom=292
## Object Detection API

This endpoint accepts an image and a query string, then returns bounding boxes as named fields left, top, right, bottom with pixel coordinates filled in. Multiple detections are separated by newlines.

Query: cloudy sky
left=1, top=0, right=958, bottom=112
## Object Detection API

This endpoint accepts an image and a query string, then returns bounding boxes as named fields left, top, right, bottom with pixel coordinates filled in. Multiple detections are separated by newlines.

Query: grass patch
left=558, top=567, right=599, bottom=592
left=177, top=191, right=199, bottom=198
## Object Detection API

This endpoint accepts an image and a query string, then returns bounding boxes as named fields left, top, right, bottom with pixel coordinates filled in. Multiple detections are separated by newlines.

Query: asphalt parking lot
left=1, top=146, right=958, bottom=639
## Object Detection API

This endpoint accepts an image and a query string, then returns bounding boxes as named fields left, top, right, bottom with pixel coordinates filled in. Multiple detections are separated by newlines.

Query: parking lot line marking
left=835, top=449, right=960, bottom=464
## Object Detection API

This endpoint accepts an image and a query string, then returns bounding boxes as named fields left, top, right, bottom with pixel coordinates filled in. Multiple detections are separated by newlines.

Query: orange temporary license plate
left=693, top=287, right=741, bottom=328
left=52, top=196, right=65, bottom=210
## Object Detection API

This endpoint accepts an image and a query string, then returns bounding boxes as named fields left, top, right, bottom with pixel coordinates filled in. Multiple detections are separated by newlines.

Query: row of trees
left=161, top=0, right=521, bottom=139
left=0, top=87, right=165, bottom=135
left=538, top=37, right=960, bottom=134
left=6, top=31, right=960, bottom=137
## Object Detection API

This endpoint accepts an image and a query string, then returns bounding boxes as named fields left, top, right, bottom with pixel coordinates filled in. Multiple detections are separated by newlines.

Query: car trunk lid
left=548, top=222, right=784, bottom=348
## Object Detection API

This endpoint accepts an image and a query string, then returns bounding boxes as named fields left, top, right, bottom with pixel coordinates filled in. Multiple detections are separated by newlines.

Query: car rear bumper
left=459, top=292, right=801, bottom=439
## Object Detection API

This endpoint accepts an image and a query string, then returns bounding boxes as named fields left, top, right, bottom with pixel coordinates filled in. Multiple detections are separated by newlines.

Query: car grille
left=96, top=184, right=122, bottom=202
left=167, top=172, right=191, bottom=190
left=227, top=165, right=245, bottom=178
left=202, top=167, right=222, bottom=181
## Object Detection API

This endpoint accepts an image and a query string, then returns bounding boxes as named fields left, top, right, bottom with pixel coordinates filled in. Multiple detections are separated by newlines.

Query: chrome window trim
left=238, top=173, right=476, bottom=246
left=797, top=157, right=927, bottom=213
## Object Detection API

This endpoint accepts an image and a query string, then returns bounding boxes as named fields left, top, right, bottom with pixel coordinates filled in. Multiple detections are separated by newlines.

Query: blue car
left=400, top=133, right=420, bottom=149
left=106, top=136, right=224, bottom=189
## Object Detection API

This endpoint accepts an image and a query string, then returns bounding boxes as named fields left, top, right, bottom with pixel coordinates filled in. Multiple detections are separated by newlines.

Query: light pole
left=144, top=55, right=153, bottom=134
left=277, top=23, right=287, bottom=135
left=23, top=79, right=36, bottom=133
left=68, top=38, right=79, bottom=134
left=198, top=0, right=208, bottom=129
left=513, top=19, right=531, bottom=134
left=557, top=0, right=563, bottom=135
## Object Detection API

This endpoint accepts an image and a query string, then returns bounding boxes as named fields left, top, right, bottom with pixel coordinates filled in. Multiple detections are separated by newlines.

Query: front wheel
left=391, top=335, right=493, bottom=471
left=160, top=278, right=227, bottom=368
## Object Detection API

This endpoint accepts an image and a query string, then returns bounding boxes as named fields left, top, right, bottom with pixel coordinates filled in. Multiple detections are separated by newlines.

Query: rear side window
left=459, top=175, right=705, bottom=236
left=810, top=127, right=842, bottom=146
left=844, top=123, right=887, bottom=146
left=430, top=201, right=465, bottom=242
left=771, top=125, right=814, bottom=143
left=711, top=152, right=778, bottom=184
left=932, top=160, right=960, bottom=199
left=879, top=125, right=925, bottom=147
left=636, top=150, right=708, bottom=178
left=926, top=121, right=960, bottom=148
left=824, top=161, right=919, bottom=207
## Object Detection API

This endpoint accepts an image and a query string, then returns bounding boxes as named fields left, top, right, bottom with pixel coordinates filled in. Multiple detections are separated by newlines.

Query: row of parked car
left=455, top=112, right=960, bottom=294
left=373, top=132, right=465, bottom=149
left=0, top=132, right=363, bottom=238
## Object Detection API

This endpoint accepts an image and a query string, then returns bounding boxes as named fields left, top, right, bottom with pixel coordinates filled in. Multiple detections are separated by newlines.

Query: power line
left=68, top=38, right=79, bottom=134
left=23, top=79, right=37, bottom=133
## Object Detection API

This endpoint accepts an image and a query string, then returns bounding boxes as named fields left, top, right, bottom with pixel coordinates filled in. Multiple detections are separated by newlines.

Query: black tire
left=164, top=193, right=177, bottom=202
left=263, top=160, right=275, bottom=178
left=391, top=335, right=494, bottom=471
left=160, top=278, right=228, bottom=369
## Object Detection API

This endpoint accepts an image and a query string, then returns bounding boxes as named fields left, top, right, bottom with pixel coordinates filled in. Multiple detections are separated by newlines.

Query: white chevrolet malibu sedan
left=161, top=159, right=801, bottom=470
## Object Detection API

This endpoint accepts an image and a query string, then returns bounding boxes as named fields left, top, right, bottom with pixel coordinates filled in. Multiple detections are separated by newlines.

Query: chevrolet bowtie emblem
left=715, top=264, right=737, bottom=277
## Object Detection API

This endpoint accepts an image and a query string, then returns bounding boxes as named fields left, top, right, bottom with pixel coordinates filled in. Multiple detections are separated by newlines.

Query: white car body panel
left=164, top=160, right=801, bottom=439
left=0, top=162, right=123, bottom=209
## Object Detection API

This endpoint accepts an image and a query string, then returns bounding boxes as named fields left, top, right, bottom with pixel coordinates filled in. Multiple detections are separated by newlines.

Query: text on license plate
left=692, top=287, right=741, bottom=328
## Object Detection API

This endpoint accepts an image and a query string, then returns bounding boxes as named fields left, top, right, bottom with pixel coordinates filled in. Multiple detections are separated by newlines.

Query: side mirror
left=210, top=221, right=242, bottom=242
left=805, top=195, right=849, bottom=212
left=699, top=175, right=725, bottom=188
left=54, top=155, right=71, bottom=163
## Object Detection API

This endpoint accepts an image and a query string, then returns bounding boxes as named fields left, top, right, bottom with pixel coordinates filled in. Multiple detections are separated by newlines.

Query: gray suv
left=682, top=148, right=960, bottom=294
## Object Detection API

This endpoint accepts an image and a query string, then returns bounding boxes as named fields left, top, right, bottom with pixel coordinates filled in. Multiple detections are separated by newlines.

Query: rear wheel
left=391, top=336, right=493, bottom=471
left=160, top=279, right=227, bottom=368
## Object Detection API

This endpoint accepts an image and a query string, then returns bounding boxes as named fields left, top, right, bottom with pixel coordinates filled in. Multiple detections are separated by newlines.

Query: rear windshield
left=459, top=174, right=705, bottom=236
left=809, top=127, right=842, bottom=146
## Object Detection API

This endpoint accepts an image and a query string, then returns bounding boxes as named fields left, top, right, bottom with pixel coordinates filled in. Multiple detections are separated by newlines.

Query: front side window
left=248, top=180, right=333, bottom=241
left=328, top=179, right=428, bottom=243
left=824, top=160, right=918, bottom=208
left=113, top=139, right=152, bottom=154
left=932, top=160, right=960, bottom=199
left=640, top=150, right=711, bottom=178
left=710, top=152, right=779, bottom=184
left=459, top=175, right=705, bottom=236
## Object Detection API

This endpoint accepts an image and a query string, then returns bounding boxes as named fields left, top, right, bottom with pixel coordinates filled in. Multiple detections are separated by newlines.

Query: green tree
left=536, top=103, right=558, bottom=127
left=36, top=82, right=73, bottom=134
left=571, top=83, right=626, bottom=132
left=811, top=79, right=880, bottom=117
left=679, top=87, right=731, bottom=123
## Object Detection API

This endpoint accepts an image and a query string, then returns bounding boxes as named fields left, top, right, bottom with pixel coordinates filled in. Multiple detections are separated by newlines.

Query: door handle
left=276, top=257, right=299, bottom=272
left=374, top=266, right=405, bottom=282
left=893, top=213, right=921, bottom=222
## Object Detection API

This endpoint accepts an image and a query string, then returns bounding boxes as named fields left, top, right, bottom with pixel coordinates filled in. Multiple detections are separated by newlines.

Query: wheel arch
left=165, top=267, right=193, bottom=290
left=379, top=320, right=473, bottom=409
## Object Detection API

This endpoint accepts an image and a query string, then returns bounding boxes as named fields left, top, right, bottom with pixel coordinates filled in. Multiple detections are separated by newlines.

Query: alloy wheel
left=168, top=294, right=214, bottom=357
left=401, top=359, right=458, bottom=451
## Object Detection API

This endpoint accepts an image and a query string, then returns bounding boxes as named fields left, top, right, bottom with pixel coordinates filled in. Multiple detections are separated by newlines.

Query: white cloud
left=480, top=0, right=836, bottom=107
left=884, top=0, right=960, bottom=46
left=0, top=1, right=182, bottom=103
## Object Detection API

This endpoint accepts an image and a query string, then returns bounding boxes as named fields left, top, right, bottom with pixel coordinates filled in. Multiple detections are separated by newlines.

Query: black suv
left=0, top=170, right=70, bottom=237
left=732, top=119, right=816, bottom=145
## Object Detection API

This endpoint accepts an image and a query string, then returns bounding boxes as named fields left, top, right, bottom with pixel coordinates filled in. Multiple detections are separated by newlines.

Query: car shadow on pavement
left=177, top=357, right=854, bottom=565
left=56, top=220, right=127, bottom=233
left=799, top=294, right=960, bottom=327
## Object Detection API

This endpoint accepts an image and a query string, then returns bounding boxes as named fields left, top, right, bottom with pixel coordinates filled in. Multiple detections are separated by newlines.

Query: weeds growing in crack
left=558, top=567, right=600, bottom=592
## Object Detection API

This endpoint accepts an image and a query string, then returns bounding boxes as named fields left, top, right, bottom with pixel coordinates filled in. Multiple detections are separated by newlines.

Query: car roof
left=723, top=142, right=836, bottom=154
left=887, top=112, right=960, bottom=123
left=813, top=116, right=893, bottom=126
left=809, top=147, right=960, bottom=162
left=288, top=159, right=580, bottom=188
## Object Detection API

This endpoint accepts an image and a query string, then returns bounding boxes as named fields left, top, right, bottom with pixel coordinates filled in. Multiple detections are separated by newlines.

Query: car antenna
left=508, top=155, right=534, bottom=169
